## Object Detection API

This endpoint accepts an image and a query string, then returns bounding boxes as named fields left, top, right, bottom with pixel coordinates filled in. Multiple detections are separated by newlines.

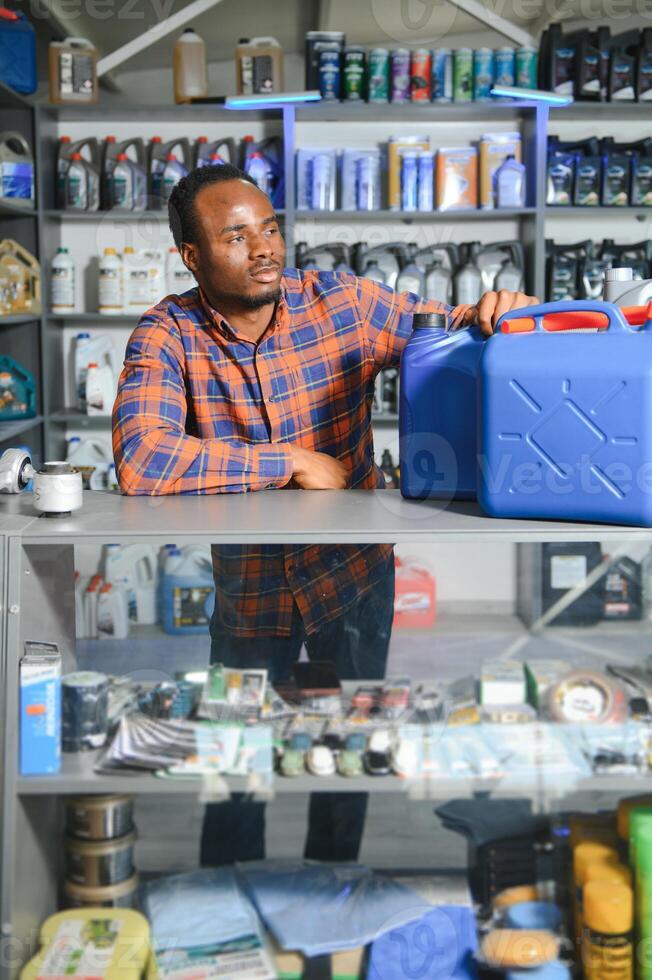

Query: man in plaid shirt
left=113, top=164, right=537, bottom=865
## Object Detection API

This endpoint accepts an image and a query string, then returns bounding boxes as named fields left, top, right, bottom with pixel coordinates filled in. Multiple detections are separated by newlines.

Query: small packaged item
left=482, top=703, right=536, bottom=724
left=388, top=135, right=429, bottom=210
left=480, top=661, right=526, bottom=706
left=340, top=147, right=382, bottom=211
left=296, top=147, right=337, bottom=211
left=380, top=677, right=411, bottom=718
left=436, top=147, right=478, bottom=211
left=20, top=641, right=61, bottom=776
left=20, top=909, right=150, bottom=979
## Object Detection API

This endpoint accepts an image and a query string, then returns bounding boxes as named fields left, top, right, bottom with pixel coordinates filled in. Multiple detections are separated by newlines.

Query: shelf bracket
left=97, top=0, right=226, bottom=77
left=445, top=0, right=538, bottom=48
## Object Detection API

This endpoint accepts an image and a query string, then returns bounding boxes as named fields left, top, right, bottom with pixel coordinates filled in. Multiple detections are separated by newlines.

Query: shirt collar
left=199, top=284, right=288, bottom=342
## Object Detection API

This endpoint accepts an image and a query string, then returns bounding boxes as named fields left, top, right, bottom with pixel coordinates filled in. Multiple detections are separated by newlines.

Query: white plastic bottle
left=103, top=543, right=157, bottom=625
left=245, top=150, right=272, bottom=195
left=66, top=436, right=112, bottom=490
left=73, top=333, right=117, bottom=411
left=98, top=247, right=123, bottom=314
left=84, top=576, right=101, bottom=639
left=162, top=154, right=188, bottom=201
left=97, top=582, right=129, bottom=639
left=74, top=571, right=86, bottom=639
left=166, top=247, right=194, bottom=295
left=147, top=249, right=166, bottom=305
left=51, top=246, right=76, bottom=312
left=85, top=361, right=115, bottom=416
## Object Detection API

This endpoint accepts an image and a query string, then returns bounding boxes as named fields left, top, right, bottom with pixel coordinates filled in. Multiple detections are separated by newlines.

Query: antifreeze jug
left=0, top=8, right=37, bottom=95
left=101, top=137, right=146, bottom=211
left=194, top=137, right=236, bottom=168
left=148, top=137, right=191, bottom=209
left=0, top=239, right=41, bottom=315
left=0, top=132, right=34, bottom=206
left=479, top=299, right=652, bottom=527
left=0, top=355, right=36, bottom=420
left=102, top=544, right=157, bottom=625
left=56, top=136, right=99, bottom=209
left=400, top=312, right=485, bottom=500
left=604, top=268, right=652, bottom=308
left=161, top=545, right=215, bottom=635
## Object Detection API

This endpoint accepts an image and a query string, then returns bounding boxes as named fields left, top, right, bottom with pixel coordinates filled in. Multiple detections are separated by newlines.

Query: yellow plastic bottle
left=572, top=842, right=619, bottom=948
left=582, top=880, right=633, bottom=980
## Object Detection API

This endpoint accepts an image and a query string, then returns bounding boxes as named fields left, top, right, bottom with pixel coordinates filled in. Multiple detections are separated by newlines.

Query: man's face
left=181, top=178, right=285, bottom=311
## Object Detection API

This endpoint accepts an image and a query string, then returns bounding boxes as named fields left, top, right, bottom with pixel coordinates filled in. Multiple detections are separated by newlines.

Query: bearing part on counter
left=64, top=830, right=136, bottom=887
left=547, top=671, right=628, bottom=724
left=63, top=873, right=140, bottom=909
left=64, top=794, right=135, bottom=841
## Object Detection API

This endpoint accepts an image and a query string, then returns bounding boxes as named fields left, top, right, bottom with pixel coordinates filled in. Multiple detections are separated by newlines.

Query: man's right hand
left=290, top=445, right=349, bottom=490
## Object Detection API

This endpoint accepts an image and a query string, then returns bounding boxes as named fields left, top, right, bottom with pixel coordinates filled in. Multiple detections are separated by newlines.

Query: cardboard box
left=388, top=135, right=429, bottom=210
left=20, top=641, right=61, bottom=775
left=479, top=132, right=522, bottom=209
left=436, top=147, right=478, bottom=211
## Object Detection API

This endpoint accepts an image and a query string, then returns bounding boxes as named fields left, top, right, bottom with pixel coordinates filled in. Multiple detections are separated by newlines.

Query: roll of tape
left=548, top=671, right=627, bottom=724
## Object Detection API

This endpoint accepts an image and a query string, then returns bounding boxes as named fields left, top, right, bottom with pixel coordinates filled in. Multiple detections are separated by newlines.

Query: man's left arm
left=356, top=278, right=539, bottom=371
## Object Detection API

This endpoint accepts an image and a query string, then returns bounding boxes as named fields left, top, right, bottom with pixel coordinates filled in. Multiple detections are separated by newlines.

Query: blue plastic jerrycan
left=399, top=312, right=485, bottom=501
left=480, top=299, right=652, bottom=527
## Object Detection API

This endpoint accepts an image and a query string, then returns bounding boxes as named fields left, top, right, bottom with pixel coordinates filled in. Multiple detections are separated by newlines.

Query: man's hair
left=168, top=163, right=259, bottom=249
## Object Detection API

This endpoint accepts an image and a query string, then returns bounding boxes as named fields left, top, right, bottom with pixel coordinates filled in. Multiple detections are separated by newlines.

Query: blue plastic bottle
left=399, top=312, right=485, bottom=500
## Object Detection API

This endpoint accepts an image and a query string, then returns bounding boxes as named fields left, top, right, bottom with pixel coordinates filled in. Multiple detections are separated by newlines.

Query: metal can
left=305, top=31, right=344, bottom=90
left=390, top=48, right=411, bottom=103
left=401, top=151, right=419, bottom=211
left=432, top=49, right=452, bottom=102
left=494, top=47, right=515, bottom=88
left=411, top=48, right=432, bottom=102
left=515, top=46, right=538, bottom=89
left=417, top=151, right=434, bottom=211
left=319, top=44, right=342, bottom=101
left=368, top=47, right=390, bottom=102
left=473, top=48, right=494, bottom=101
left=453, top=48, right=473, bottom=102
left=343, top=45, right=366, bottom=101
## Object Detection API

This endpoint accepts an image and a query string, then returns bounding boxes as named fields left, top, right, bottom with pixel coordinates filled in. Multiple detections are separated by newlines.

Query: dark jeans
left=200, top=562, right=395, bottom=866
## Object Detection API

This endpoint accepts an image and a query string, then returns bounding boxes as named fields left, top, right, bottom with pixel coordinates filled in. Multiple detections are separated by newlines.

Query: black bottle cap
left=413, top=312, right=448, bottom=329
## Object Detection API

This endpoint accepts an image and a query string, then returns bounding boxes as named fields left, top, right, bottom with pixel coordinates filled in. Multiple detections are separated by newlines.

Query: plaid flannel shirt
left=112, top=269, right=447, bottom=636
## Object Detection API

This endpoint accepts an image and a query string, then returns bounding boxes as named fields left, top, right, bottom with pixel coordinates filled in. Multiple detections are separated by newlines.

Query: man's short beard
left=215, top=287, right=282, bottom=311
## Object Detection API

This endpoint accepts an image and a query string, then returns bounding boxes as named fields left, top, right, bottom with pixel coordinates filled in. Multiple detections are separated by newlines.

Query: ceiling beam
left=97, top=0, right=226, bottom=77
left=445, top=0, right=538, bottom=47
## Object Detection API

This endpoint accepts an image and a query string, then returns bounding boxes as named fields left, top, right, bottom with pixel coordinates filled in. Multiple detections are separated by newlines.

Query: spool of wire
left=62, top=671, right=109, bottom=752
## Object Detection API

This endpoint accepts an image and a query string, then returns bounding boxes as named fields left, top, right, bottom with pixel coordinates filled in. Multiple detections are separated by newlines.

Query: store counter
left=3, top=488, right=652, bottom=543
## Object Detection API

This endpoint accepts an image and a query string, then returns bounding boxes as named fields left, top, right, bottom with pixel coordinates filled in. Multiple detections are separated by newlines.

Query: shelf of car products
left=0, top=415, right=44, bottom=443
left=0, top=201, right=35, bottom=218
left=545, top=207, right=652, bottom=217
left=0, top=313, right=42, bottom=326
left=30, top=97, right=548, bottom=463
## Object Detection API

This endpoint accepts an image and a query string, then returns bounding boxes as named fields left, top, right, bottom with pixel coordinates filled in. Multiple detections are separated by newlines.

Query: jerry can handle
left=496, top=300, right=632, bottom=335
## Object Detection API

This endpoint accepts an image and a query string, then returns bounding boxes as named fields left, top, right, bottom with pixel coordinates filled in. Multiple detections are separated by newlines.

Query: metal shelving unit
left=2, top=488, right=652, bottom=977
left=0, top=82, right=43, bottom=464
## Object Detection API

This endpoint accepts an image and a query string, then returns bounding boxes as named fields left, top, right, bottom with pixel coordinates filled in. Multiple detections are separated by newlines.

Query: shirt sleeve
left=112, top=313, right=294, bottom=496
left=355, top=276, right=451, bottom=371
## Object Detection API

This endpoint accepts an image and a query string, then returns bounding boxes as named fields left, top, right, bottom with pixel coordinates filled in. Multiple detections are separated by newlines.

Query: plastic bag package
left=142, top=868, right=262, bottom=952
left=239, top=861, right=431, bottom=957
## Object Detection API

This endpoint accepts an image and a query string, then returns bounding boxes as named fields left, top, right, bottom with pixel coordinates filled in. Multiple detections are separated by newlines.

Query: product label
left=98, top=266, right=122, bottom=310
left=173, top=585, right=213, bottom=627
left=154, top=937, right=276, bottom=980
left=51, top=266, right=75, bottom=309
left=1, top=162, right=34, bottom=200
left=550, top=554, right=587, bottom=590
left=38, top=918, right=121, bottom=978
